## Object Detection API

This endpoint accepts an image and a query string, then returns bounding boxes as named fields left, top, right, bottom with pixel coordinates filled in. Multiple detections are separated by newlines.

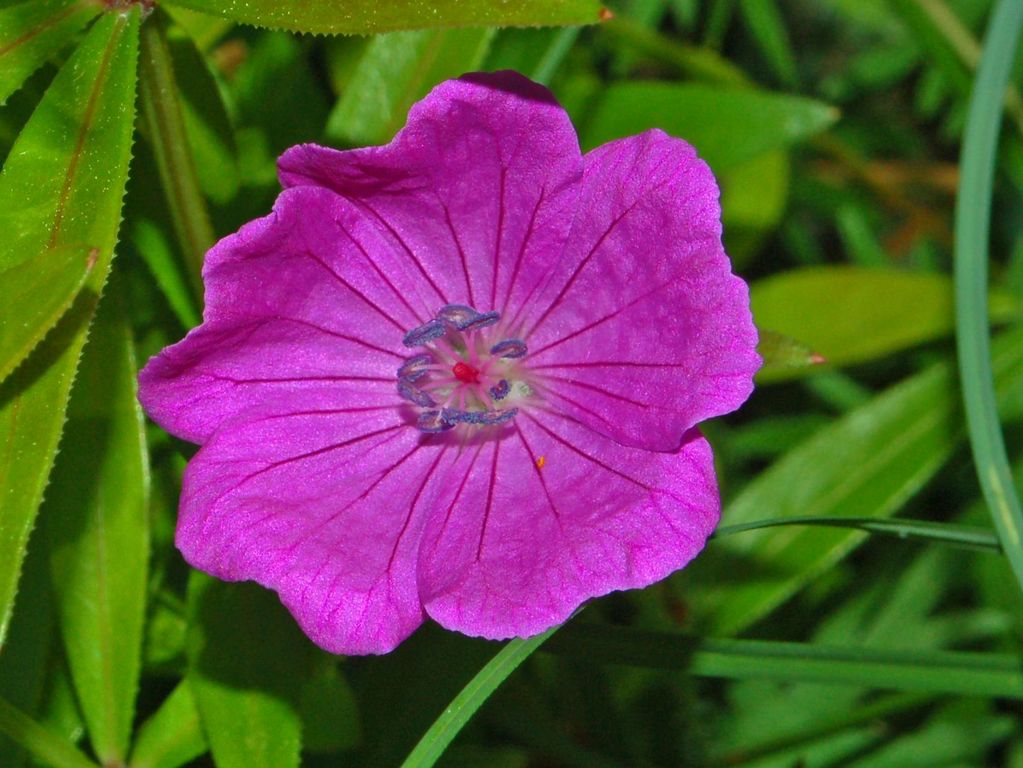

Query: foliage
left=1, top=0, right=1022, bottom=766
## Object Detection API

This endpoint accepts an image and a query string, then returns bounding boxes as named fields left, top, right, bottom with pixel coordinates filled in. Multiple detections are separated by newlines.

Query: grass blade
left=714, top=516, right=1001, bottom=552
left=138, top=8, right=214, bottom=299
left=400, top=627, right=558, bottom=768
left=547, top=624, right=1023, bottom=699
left=954, top=0, right=1023, bottom=593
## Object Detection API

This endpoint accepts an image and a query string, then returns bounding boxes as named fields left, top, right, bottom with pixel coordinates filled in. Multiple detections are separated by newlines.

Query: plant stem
left=138, top=8, right=213, bottom=305
left=954, top=0, right=1023, bottom=594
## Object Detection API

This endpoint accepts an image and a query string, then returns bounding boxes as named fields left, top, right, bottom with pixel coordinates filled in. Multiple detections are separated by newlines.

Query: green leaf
left=0, top=8, right=140, bottom=648
left=186, top=575, right=315, bottom=768
left=0, top=696, right=97, bottom=768
left=161, top=0, right=607, bottom=34
left=546, top=623, right=1023, bottom=699
left=581, top=82, right=838, bottom=168
left=43, top=281, right=149, bottom=766
left=0, top=244, right=94, bottom=384
left=0, top=0, right=99, bottom=106
left=127, top=219, right=200, bottom=330
left=326, top=27, right=494, bottom=147
left=130, top=682, right=207, bottom=768
left=299, top=660, right=361, bottom=754
left=720, top=149, right=790, bottom=266
left=0, top=533, right=56, bottom=768
left=683, top=327, right=1023, bottom=636
left=750, top=266, right=1020, bottom=381
left=400, top=627, right=558, bottom=768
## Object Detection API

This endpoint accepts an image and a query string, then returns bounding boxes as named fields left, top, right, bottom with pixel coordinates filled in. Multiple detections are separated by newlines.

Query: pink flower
left=138, top=72, right=760, bottom=655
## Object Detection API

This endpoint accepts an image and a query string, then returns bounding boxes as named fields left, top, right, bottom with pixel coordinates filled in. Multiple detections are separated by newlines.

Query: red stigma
left=452, top=361, right=480, bottom=384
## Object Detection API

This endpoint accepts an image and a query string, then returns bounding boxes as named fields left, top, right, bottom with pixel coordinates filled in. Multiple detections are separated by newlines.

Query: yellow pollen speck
left=536, top=455, right=546, bottom=470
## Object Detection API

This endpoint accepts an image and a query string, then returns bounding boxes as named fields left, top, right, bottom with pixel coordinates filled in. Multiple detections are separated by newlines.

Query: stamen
left=479, top=408, right=518, bottom=426
left=403, top=319, right=446, bottom=347
left=489, top=338, right=527, bottom=359
left=436, top=304, right=480, bottom=330
left=397, top=354, right=433, bottom=382
left=398, top=379, right=436, bottom=407
left=461, top=311, right=500, bottom=332
left=398, top=306, right=526, bottom=433
left=489, top=379, right=510, bottom=401
left=417, top=409, right=456, bottom=433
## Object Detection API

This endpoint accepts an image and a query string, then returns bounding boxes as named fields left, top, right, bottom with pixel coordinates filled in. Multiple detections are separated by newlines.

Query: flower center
left=396, top=304, right=530, bottom=433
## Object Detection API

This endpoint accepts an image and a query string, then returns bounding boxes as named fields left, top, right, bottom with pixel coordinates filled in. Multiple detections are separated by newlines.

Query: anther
left=398, top=379, right=436, bottom=408
left=489, top=338, right=527, bottom=359
left=397, top=354, right=433, bottom=382
left=402, top=319, right=446, bottom=347
left=478, top=408, right=518, bottom=426
left=489, top=379, right=510, bottom=401
left=417, top=410, right=456, bottom=433
left=436, top=304, right=479, bottom=330
left=460, top=311, right=500, bottom=332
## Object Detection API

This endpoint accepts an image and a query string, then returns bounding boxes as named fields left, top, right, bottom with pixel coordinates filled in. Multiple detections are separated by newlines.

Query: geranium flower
left=138, top=72, right=760, bottom=655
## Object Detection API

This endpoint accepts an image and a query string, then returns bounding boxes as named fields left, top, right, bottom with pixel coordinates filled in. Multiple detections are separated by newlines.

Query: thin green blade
left=954, top=0, right=1023, bottom=594
left=547, top=624, right=1023, bottom=699
left=160, top=0, right=607, bottom=34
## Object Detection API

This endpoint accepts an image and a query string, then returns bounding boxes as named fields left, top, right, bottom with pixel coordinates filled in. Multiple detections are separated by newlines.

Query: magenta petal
left=417, top=412, right=719, bottom=640
left=518, top=131, right=760, bottom=452
left=138, top=319, right=398, bottom=445
left=278, top=72, right=582, bottom=313
left=177, top=406, right=451, bottom=655
left=138, top=185, right=419, bottom=444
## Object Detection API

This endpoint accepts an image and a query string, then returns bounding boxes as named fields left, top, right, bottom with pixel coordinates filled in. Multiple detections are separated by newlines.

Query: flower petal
left=518, top=131, right=760, bottom=452
left=278, top=71, right=582, bottom=315
left=417, top=410, right=718, bottom=639
left=178, top=406, right=450, bottom=655
left=138, top=319, right=398, bottom=445
left=139, top=185, right=419, bottom=444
